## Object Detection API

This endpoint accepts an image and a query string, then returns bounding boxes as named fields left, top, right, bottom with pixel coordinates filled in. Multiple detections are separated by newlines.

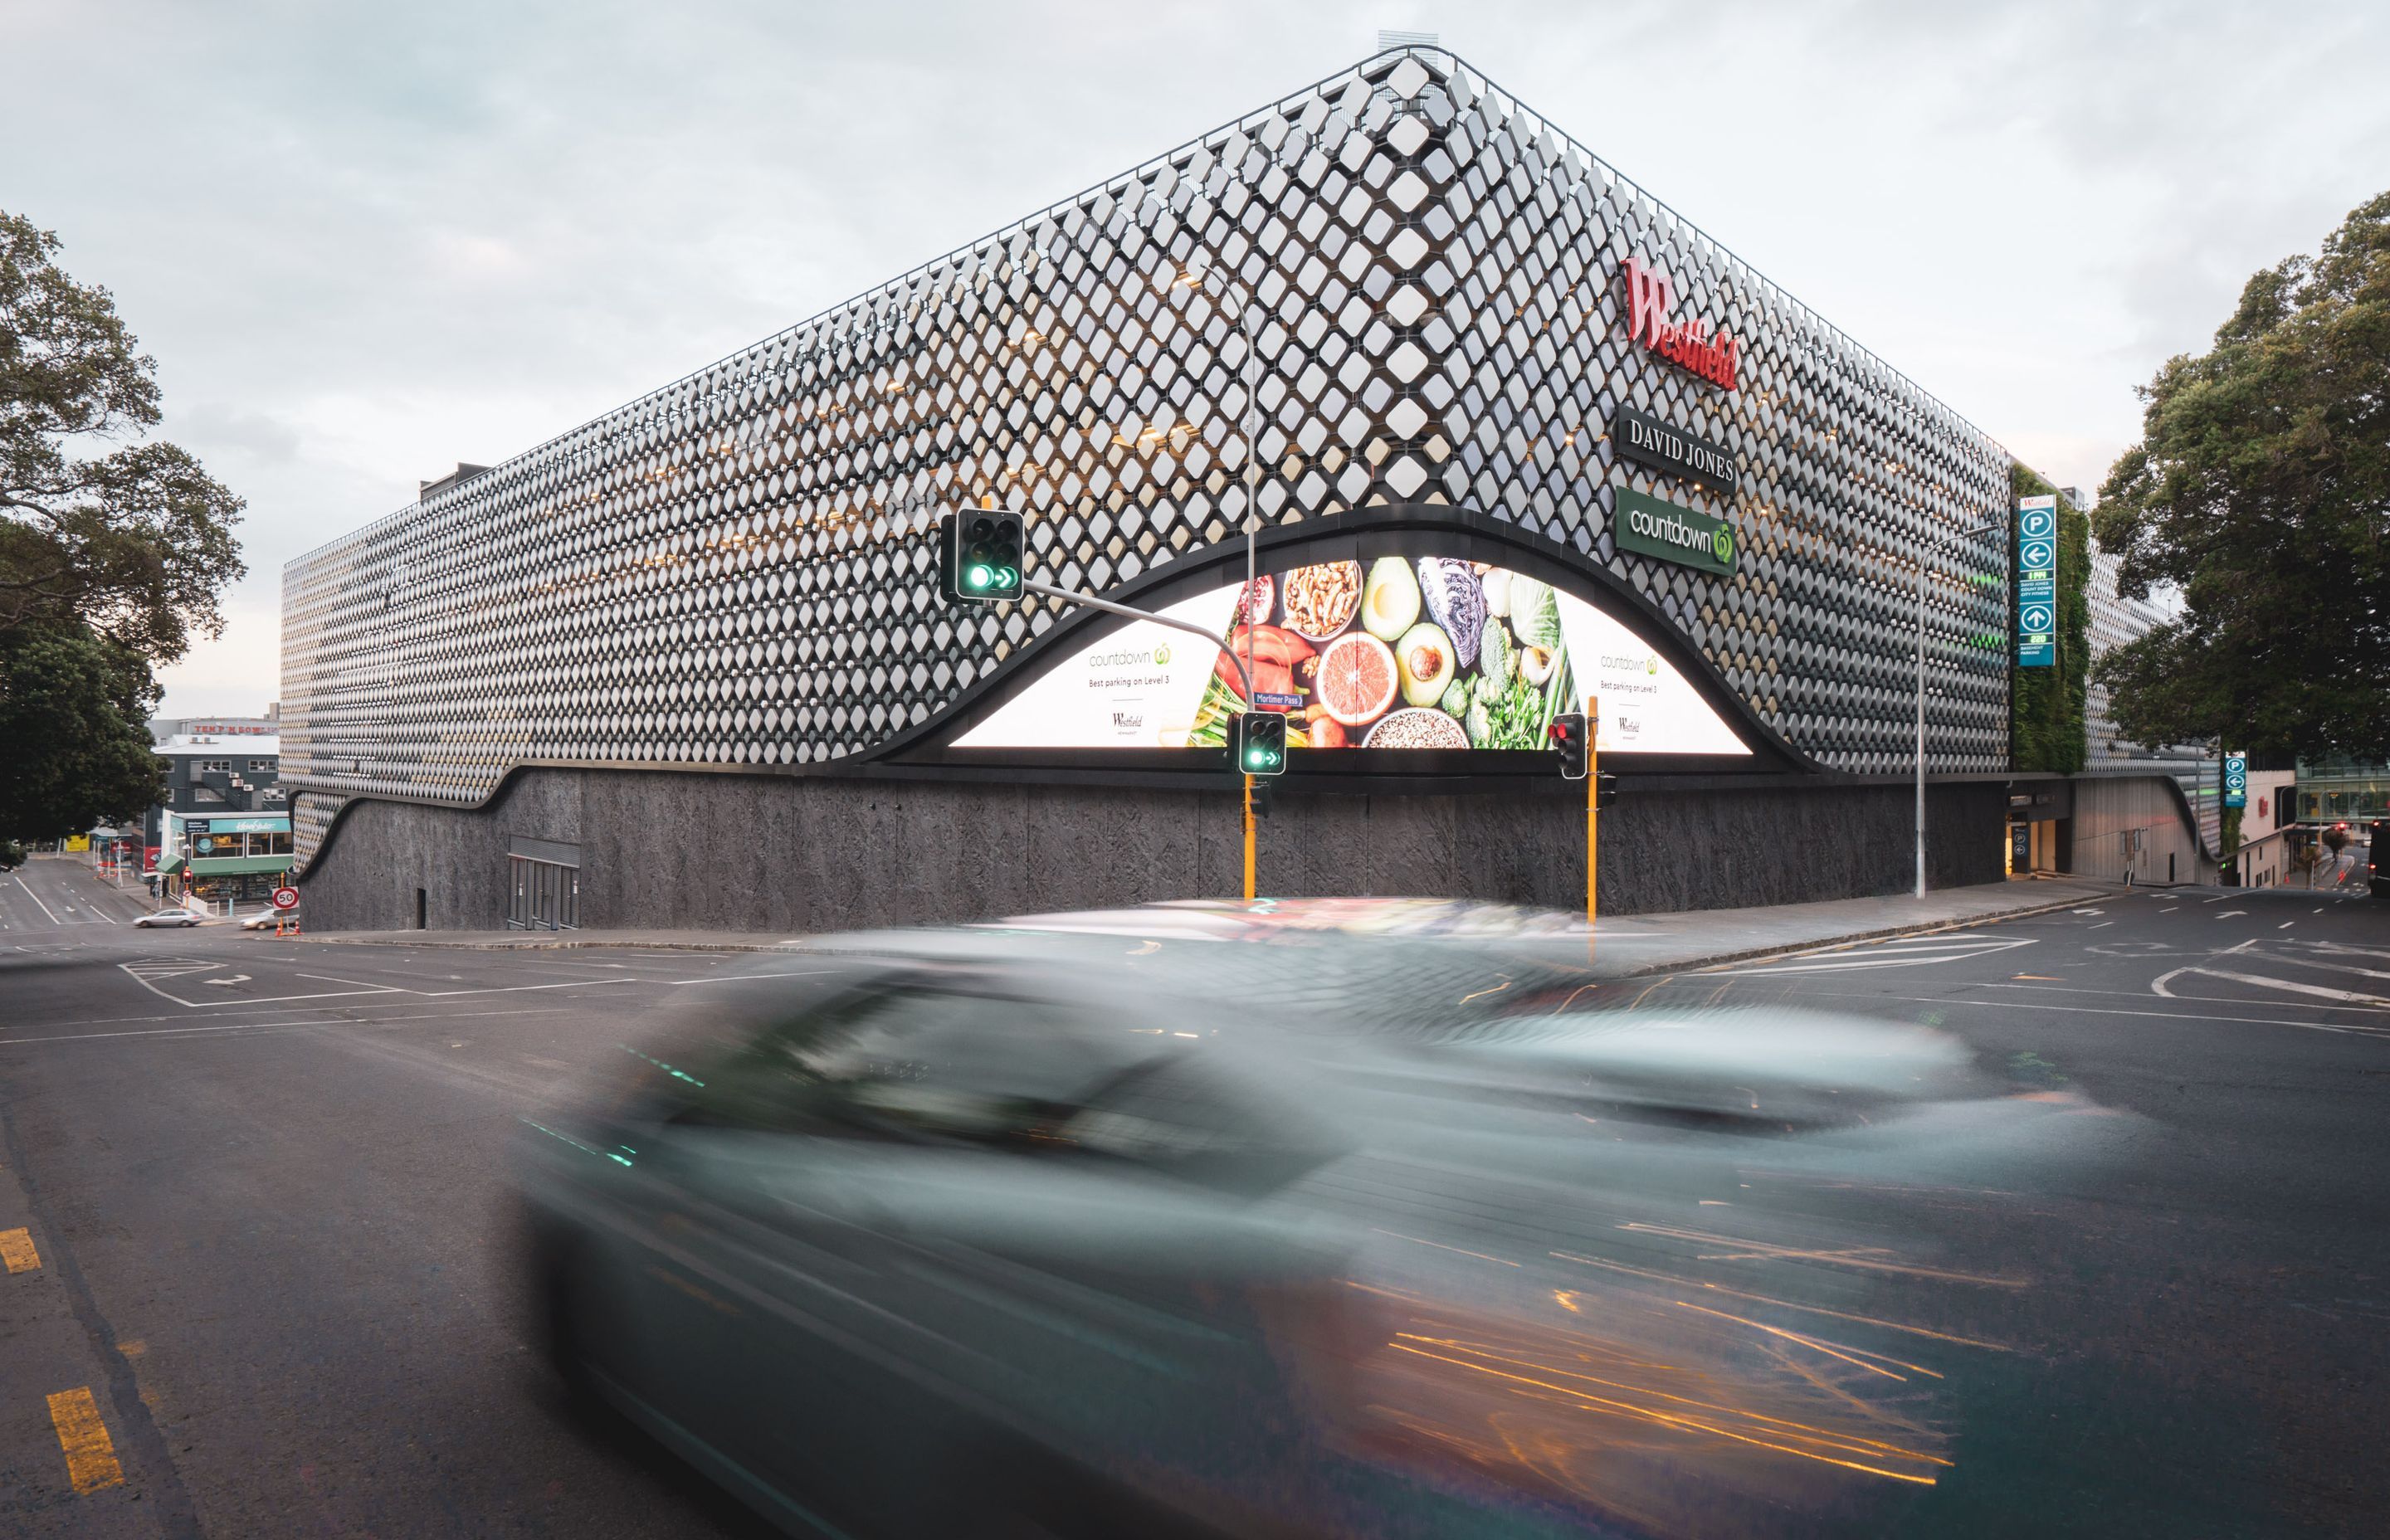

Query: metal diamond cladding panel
left=282, top=47, right=2018, bottom=871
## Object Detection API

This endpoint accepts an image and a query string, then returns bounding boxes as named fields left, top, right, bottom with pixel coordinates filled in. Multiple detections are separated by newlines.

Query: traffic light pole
left=1017, top=576, right=1261, bottom=900
left=1587, top=707, right=1599, bottom=931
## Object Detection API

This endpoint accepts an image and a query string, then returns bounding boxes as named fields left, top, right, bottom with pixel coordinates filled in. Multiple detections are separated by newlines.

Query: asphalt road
left=1, top=855, right=2385, bottom=1538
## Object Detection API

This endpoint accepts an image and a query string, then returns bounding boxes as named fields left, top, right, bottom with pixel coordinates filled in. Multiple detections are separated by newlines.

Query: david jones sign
left=1612, top=405, right=1739, bottom=495
left=1624, top=256, right=1740, bottom=392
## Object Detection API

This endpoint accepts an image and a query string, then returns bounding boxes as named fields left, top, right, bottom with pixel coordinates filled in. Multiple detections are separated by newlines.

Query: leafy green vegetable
left=1509, top=575, right=1562, bottom=651
left=1438, top=676, right=1471, bottom=719
left=1480, top=674, right=1549, bottom=750
left=1478, top=621, right=1515, bottom=685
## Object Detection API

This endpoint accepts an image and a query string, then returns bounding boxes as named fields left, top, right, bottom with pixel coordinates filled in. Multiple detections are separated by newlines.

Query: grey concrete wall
left=2069, top=775, right=2215, bottom=885
left=299, top=769, right=2008, bottom=933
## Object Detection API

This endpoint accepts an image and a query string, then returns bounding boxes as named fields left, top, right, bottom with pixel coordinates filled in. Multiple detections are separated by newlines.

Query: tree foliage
left=2094, top=192, right=2390, bottom=758
left=0, top=621, right=164, bottom=840
left=1, top=209, right=246, bottom=844
left=2, top=209, right=244, bottom=663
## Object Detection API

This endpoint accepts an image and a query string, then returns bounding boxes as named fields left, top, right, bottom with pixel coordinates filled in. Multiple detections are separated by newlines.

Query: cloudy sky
left=7, top=0, right=2385, bottom=717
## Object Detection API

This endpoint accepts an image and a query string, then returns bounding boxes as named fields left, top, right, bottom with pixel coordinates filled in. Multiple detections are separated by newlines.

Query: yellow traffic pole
left=1242, top=773, right=1257, bottom=902
left=1587, top=706, right=1599, bottom=947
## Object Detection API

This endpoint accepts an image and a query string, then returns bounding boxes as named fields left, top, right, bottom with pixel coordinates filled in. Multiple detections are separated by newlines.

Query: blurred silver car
left=511, top=900, right=2094, bottom=1539
left=133, top=908, right=203, bottom=928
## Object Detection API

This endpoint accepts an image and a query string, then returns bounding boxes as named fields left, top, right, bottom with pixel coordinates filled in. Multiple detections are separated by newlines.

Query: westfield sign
left=1624, top=257, right=1740, bottom=392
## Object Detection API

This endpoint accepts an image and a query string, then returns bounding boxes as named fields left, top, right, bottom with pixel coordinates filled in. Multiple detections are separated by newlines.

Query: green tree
left=1, top=209, right=244, bottom=841
left=0, top=621, right=163, bottom=841
left=2093, top=192, right=2390, bottom=758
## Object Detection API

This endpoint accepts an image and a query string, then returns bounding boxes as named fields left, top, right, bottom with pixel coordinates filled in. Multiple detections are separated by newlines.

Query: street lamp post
left=1919, top=519, right=2004, bottom=898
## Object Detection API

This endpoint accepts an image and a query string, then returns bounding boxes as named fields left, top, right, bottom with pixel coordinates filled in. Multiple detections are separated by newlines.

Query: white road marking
left=2215, top=910, right=2247, bottom=918
left=2072, top=908, right=2105, bottom=915
left=2090, top=921, right=2114, bottom=928
left=414, top=978, right=641, bottom=997
left=12, top=877, right=65, bottom=925
left=2280, top=922, right=2295, bottom=929
left=2202, top=894, right=2231, bottom=904
left=1799, top=989, right=2390, bottom=1040
left=0, top=1006, right=571, bottom=1048
left=2171, top=969, right=2390, bottom=1010
left=661, top=969, right=838, bottom=986
left=203, top=975, right=251, bottom=986
left=2161, top=908, right=2179, bottom=914
left=1704, top=937, right=2037, bottom=976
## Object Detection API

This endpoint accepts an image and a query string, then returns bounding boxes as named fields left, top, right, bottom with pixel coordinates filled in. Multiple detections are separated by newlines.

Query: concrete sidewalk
left=304, top=876, right=2121, bottom=977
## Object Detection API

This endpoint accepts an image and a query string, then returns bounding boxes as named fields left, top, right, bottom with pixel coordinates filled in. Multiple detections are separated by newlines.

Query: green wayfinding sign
left=1614, top=487, right=1738, bottom=576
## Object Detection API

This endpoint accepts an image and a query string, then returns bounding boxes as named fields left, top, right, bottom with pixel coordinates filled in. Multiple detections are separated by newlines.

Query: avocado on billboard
left=953, top=549, right=1749, bottom=757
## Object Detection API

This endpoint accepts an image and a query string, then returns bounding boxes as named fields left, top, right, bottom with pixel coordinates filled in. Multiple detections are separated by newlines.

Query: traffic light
left=1549, top=713, right=1587, bottom=780
left=1232, top=710, right=1287, bottom=777
left=940, top=508, right=1023, bottom=602
left=1595, top=772, right=1619, bottom=810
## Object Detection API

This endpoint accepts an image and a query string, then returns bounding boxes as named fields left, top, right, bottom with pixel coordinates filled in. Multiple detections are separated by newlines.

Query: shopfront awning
left=156, top=855, right=187, bottom=876
left=187, top=855, right=296, bottom=876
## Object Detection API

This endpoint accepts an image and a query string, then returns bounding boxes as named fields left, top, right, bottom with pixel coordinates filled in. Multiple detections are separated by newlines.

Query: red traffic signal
left=1549, top=713, right=1588, bottom=780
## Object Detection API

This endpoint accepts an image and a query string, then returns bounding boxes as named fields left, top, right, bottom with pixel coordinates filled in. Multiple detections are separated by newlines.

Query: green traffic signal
left=967, top=563, right=995, bottom=591
left=1233, top=710, right=1286, bottom=777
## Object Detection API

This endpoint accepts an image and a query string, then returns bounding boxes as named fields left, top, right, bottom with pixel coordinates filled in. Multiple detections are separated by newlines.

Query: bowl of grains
left=1280, top=560, right=1363, bottom=641
left=1362, top=707, right=1472, bottom=748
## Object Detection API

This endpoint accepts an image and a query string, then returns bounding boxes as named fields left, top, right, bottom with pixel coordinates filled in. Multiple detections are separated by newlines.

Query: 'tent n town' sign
left=1624, top=257, right=1740, bottom=392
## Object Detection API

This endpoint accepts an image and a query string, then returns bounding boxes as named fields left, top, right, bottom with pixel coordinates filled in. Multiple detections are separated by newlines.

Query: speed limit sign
left=272, top=886, right=300, bottom=910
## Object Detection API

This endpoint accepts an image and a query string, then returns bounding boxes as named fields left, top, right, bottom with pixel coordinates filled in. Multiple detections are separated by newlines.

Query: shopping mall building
left=282, top=47, right=2221, bottom=932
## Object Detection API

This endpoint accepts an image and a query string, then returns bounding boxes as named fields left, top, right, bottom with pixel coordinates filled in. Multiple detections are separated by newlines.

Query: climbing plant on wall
left=2010, top=464, right=2090, bottom=773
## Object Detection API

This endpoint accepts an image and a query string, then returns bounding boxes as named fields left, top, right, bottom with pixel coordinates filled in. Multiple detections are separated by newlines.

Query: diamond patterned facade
left=284, top=48, right=2041, bottom=870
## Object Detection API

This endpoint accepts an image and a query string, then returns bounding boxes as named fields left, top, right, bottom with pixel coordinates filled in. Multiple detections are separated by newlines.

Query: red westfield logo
left=1625, top=257, right=1739, bottom=392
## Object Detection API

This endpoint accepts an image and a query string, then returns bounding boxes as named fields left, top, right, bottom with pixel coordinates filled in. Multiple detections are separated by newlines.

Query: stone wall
left=298, top=769, right=2008, bottom=933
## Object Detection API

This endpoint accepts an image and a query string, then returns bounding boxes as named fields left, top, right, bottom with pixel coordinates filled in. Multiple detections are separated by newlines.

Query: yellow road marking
left=0, top=1226, right=39, bottom=1272
left=46, top=1386, right=125, bottom=1494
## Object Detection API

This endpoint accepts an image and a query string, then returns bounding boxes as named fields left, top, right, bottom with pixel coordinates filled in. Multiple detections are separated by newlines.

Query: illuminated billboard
left=954, top=553, right=1749, bottom=757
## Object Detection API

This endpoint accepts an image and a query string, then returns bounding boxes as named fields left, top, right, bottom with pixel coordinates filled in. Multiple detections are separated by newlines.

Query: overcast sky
left=7, top=0, right=2385, bottom=718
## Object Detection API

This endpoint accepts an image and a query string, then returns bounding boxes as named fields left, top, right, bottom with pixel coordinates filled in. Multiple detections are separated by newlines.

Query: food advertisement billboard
left=954, top=553, right=1749, bottom=757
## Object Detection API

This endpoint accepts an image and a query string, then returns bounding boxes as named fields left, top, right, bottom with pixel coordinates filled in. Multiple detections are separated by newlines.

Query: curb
left=1617, top=889, right=2115, bottom=977
left=301, top=886, right=2122, bottom=971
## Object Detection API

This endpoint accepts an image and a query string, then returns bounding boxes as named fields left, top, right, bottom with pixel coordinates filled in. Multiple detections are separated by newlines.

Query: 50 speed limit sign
left=271, top=886, right=300, bottom=910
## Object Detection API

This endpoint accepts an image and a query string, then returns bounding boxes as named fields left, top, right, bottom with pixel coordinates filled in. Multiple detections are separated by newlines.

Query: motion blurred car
left=510, top=900, right=2055, bottom=1539
left=241, top=907, right=295, bottom=929
left=132, top=908, right=204, bottom=928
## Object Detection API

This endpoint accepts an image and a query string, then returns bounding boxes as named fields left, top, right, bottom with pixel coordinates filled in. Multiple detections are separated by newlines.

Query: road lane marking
left=2215, top=910, right=2246, bottom=918
left=2279, top=922, right=2294, bottom=929
left=2161, top=907, right=2179, bottom=913
left=13, top=876, right=66, bottom=924
left=1701, top=937, right=2036, bottom=976
left=46, top=1387, right=124, bottom=1493
left=662, top=968, right=839, bottom=986
left=416, top=977, right=640, bottom=997
left=2090, top=921, right=2114, bottom=928
left=1, top=1226, right=40, bottom=1272
left=2173, top=969, right=2390, bottom=1010
left=0, top=1006, right=571, bottom=1047
left=1791, top=988, right=2390, bottom=1039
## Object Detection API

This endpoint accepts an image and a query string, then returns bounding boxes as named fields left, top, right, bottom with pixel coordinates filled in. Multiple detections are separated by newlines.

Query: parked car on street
left=132, top=909, right=204, bottom=928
